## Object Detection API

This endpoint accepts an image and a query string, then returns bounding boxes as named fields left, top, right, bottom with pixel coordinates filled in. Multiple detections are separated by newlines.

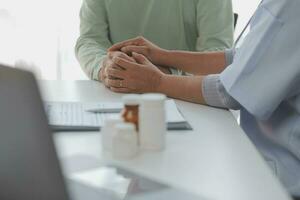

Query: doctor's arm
left=156, top=72, right=240, bottom=108
left=107, top=52, right=241, bottom=109
left=107, top=53, right=207, bottom=103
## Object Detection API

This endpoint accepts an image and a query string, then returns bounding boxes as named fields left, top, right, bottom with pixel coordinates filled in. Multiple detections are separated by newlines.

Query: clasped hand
left=99, top=37, right=169, bottom=93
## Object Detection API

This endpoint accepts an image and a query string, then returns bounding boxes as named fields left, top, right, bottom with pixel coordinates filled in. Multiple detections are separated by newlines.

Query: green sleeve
left=75, top=0, right=111, bottom=80
left=196, top=0, right=234, bottom=52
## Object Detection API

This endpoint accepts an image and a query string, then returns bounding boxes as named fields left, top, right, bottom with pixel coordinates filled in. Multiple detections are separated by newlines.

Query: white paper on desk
left=165, top=100, right=185, bottom=123
left=45, top=100, right=187, bottom=130
left=83, top=100, right=185, bottom=123
left=68, top=167, right=131, bottom=199
left=84, top=102, right=123, bottom=113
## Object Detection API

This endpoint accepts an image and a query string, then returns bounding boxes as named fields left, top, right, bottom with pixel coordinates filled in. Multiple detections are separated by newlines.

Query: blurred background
left=0, top=0, right=260, bottom=80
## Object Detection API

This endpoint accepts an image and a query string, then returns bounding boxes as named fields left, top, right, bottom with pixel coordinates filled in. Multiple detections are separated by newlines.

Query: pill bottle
left=101, top=116, right=123, bottom=151
left=121, top=94, right=140, bottom=131
left=139, top=93, right=166, bottom=151
left=112, top=122, right=139, bottom=160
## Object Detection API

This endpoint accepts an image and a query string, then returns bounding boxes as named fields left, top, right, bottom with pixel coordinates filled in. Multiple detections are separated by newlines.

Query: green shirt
left=75, top=0, right=234, bottom=80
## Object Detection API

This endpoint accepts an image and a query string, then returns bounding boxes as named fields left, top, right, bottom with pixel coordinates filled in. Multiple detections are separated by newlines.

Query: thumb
left=132, top=52, right=149, bottom=65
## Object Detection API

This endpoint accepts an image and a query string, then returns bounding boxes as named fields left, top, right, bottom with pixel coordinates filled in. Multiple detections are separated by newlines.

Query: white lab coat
left=220, top=0, right=300, bottom=196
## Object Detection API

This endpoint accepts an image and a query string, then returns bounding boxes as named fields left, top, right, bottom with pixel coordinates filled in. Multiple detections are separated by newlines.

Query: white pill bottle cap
left=122, top=94, right=141, bottom=106
left=140, top=93, right=166, bottom=108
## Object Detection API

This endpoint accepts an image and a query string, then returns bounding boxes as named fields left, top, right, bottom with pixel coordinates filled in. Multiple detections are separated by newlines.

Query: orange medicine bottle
left=121, top=95, right=140, bottom=131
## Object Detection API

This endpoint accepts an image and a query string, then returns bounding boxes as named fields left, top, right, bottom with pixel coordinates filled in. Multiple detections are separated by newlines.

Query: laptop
left=0, top=64, right=206, bottom=200
left=0, top=65, right=70, bottom=200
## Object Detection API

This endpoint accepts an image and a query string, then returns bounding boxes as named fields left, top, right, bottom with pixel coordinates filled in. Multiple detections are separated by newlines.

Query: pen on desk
left=86, top=108, right=122, bottom=114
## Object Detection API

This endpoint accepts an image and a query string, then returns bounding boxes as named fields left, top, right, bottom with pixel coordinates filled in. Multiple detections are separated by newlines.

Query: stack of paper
left=45, top=100, right=192, bottom=131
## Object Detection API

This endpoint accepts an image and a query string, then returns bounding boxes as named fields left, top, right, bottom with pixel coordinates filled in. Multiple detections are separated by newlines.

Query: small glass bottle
left=121, top=95, right=140, bottom=131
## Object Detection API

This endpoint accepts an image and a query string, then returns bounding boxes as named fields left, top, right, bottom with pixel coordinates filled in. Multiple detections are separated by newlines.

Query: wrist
left=98, top=59, right=107, bottom=81
left=155, top=74, right=170, bottom=94
left=152, top=49, right=169, bottom=66
left=98, top=67, right=103, bottom=82
left=158, top=49, right=173, bottom=67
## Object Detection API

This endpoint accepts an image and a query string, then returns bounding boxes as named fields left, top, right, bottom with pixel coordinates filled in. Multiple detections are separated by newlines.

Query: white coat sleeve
left=220, top=0, right=300, bottom=120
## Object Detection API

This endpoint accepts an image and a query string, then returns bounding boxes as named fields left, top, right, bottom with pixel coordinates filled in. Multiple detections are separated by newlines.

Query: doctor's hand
left=105, top=52, right=165, bottom=94
left=108, top=36, right=167, bottom=66
left=99, top=51, right=136, bottom=88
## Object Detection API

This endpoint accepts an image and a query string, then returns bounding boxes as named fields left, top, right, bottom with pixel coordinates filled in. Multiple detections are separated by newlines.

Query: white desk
left=40, top=80, right=291, bottom=200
